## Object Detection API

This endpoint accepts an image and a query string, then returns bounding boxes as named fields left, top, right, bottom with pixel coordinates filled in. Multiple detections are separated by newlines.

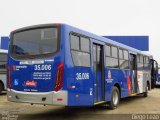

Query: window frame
left=118, top=48, right=129, bottom=70
left=111, top=46, right=118, bottom=58
left=70, top=35, right=80, bottom=50
left=70, top=32, right=91, bottom=67
left=123, top=50, right=129, bottom=60
left=137, top=54, right=144, bottom=69
left=80, top=36, right=90, bottom=53
left=105, top=44, right=111, bottom=57
left=118, top=48, right=123, bottom=59
left=143, top=56, right=150, bottom=69
left=105, top=44, right=119, bottom=69
left=10, top=25, right=60, bottom=60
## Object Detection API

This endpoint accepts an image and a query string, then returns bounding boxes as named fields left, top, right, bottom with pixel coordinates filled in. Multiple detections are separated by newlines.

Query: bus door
left=130, top=54, right=138, bottom=94
left=151, top=59, right=158, bottom=88
left=93, top=43, right=105, bottom=103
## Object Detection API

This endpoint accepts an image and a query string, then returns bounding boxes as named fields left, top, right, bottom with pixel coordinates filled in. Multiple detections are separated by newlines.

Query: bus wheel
left=0, top=82, right=3, bottom=94
left=109, top=86, right=120, bottom=109
left=143, top=84, right=148, bottom=97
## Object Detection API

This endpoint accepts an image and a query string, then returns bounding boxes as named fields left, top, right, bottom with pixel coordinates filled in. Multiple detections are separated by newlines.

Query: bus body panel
left=63, top=25, right=94, bottom=106
left=7, top=89, right=68, bottom=105
left=63, top=25, right=133, bottom=106
left=105, top=69, right=131, bottom=102
left=67, top=67, right=93, bottom=106
left=137, top=71, right=144, bottom=93
left=8, top=25, right=67, bottom=105
left=8, top=53, right=64, bottom=92
left=7, top=24, right=153, bottom=107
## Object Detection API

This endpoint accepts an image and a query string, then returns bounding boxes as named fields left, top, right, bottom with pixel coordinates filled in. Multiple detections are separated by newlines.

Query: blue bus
left=7, top=24, right=156, bottom=109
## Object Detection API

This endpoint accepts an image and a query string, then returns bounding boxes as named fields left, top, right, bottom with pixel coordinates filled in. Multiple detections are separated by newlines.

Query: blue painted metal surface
left=1, top=37, right=9, bottom=50
left=8, top=24, right=150, bottom=106
left=103, top=36, right=149, bottom=51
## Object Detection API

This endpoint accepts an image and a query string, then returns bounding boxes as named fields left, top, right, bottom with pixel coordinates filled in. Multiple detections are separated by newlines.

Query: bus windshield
left=11, top=27, right=59, bottom=59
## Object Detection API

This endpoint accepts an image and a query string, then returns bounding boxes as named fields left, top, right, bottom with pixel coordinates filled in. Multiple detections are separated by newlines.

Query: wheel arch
left=0, top=80, right=4, bottom=90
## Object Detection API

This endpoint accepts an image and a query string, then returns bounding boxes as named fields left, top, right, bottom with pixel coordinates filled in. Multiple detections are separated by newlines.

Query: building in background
left=103, top=36, right=149, bottom=51
left=0, top=36, right=149, bottom=51
left=1, top=37, right=9, bottom=50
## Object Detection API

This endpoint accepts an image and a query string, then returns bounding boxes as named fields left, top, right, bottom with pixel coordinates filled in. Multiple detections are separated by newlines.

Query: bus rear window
left=11, top=28, right=59, bottom=59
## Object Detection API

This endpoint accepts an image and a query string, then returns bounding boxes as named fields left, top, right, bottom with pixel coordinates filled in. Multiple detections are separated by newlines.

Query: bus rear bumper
left=7, top=89, right=68, bottom=106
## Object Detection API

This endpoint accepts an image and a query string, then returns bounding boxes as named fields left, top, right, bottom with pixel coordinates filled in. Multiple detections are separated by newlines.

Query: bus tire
left=0, top=82, right=3, bottom=94
left=143, top=84, right=148, bottom=97
left=109, top=86, right=120, bottom=109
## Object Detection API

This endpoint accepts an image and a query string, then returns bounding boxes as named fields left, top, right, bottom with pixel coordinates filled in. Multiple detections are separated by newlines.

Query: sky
left=0, top=0, right=160, bottom=63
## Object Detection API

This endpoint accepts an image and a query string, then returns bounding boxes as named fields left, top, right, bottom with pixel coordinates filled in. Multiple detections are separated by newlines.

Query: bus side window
left=80, top=37, right=90, bottom=52
left=105, top=45, right=119, bottom=68
left=105, top=45, right=111, bottom=56
left=119, top=49, right=123, bottom=59
left=137, top=54, right=144, bottom=70
left=144, top=56, right=149, bottom=69
left=119, top=49, right=124, bottom=69
left=70, top=34, right=91, bottom=67
left=111, top=46, right=118, bottom=58
left=70, top=35, right=80, bottom=50
left=119, top=49, right=129, bottom=69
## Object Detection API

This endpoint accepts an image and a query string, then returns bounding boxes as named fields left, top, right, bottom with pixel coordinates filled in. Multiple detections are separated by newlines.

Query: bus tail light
left=7, top=66, right=11, bottom=89
left=54, top=63, right=64, bottom=92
